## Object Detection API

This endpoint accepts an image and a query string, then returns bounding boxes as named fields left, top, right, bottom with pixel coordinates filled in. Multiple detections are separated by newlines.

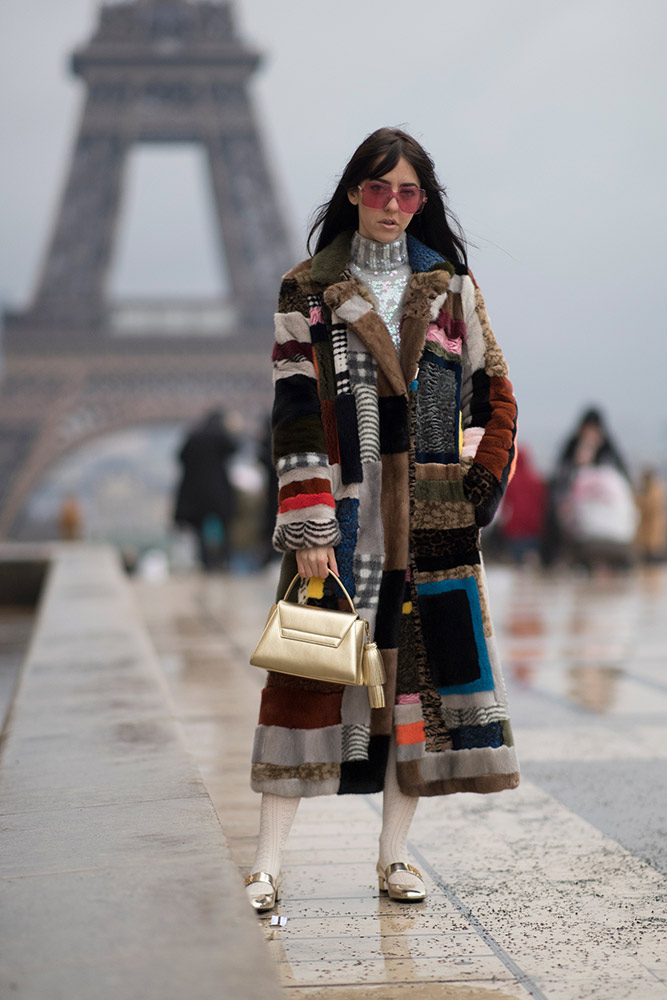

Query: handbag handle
left=282, top=568, right=357, bottom=616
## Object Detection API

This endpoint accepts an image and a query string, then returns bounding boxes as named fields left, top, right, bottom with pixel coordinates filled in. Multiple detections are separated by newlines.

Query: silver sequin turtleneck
left=349, top=231, right=412, bottom=349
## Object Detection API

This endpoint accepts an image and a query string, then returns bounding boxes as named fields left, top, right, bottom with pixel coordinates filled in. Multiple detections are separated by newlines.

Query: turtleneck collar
left=350, top=231, right=409, bottom=273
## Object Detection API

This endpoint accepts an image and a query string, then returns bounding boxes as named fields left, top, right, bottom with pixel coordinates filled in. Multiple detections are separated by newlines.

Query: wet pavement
left=0, top=547, right=284, bottom=1000
left=134, top=563, right=667, bottom=1000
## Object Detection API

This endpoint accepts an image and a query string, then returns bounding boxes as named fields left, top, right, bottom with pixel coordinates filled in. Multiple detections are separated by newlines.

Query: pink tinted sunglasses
left=358, top=179, right=427, bottom=215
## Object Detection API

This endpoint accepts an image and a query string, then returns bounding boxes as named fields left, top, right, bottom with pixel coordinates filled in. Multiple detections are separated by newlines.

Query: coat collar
left=308, top=232, right=455, bottom=395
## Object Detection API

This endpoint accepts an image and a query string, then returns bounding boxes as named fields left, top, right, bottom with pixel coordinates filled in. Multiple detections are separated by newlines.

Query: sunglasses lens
left=361, top=181, right=425, bottom=214
left=361, top=181, right=390, bottom=209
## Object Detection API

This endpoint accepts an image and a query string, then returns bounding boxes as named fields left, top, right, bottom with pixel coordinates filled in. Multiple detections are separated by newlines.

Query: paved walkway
left=0, top=547, right=284, bottom=1000
left=134, top=564, right=667, bottom=1000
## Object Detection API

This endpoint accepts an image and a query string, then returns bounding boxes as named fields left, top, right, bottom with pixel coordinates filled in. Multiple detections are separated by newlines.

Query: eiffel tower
left=0, top=0, right=291, bottom=538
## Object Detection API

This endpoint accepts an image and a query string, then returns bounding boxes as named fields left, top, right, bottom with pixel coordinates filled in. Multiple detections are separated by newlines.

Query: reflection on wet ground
left=135, top=566, right=667, bottom=1000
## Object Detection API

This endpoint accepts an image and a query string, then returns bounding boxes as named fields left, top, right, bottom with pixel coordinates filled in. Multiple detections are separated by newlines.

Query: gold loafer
left=244, top=870, right=282, bottom=913
left=377, top=862, right=426, bottom=902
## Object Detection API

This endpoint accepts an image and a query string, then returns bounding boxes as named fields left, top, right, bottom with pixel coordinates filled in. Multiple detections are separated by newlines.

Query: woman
left=246, top=128, right=519, bottom=911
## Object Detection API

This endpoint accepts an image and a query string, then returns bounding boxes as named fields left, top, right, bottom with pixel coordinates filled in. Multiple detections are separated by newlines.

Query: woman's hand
left=296, top=545, right=339, bottom=580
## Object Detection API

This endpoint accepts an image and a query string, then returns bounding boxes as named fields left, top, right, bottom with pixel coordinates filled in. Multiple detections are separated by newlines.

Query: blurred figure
left=173, top=409, right=236, bottom=571
left=557, top=407, right=630, bottom=479
left=256, top=416, right=279, bottom=567
left=635, top=467, right=666, bottom=564
left=58, top=494, right=83, bottom=541
left=551, top=407, right=636, bottom=571
left=499, top=446, right=546, bottom=565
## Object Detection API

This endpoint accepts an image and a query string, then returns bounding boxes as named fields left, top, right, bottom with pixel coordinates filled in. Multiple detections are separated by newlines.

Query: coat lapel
left=399, top=268, right=453, bottom=386
left=308, top=231, right=455, bottom=397
left=323, top=276, right=407, bottom=397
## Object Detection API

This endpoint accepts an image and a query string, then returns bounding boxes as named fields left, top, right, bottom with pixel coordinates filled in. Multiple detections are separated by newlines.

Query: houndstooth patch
left=276, top=452, right=330, bottom=474
left=353, top=553, right=383, bottom=610
left=348, top=352, right=377, bottom=387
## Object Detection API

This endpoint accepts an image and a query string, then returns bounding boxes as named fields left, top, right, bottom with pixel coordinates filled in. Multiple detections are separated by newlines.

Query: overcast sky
left=1, top=0, right=666, bottom=472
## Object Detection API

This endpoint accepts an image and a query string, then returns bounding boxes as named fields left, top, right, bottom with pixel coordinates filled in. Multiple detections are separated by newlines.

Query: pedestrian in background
left=635, top=468, right=666, bottom=564
left=58, top=494, right=83, bottom=541
left=246, top=127, right=519, bottom=913
left=173, top=409, right=236, bottom=571
left=499, top=446, right=546, bottom=566
left=552, top=407, right=636, bottom=571
left=256, top=416, right=279, bottom=567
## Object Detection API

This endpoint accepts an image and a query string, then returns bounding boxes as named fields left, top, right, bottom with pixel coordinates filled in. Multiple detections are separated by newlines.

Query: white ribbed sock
left=379, top=737, right=421, bottom=891
left=246, top=793, right=300, bottom=902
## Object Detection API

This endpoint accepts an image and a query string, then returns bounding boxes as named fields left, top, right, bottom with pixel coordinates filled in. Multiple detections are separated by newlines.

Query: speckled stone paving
left=135, top=565, right=667, bottom=1000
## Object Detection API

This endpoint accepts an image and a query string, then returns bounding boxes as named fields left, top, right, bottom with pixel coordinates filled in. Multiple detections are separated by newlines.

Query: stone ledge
left=0, top=544, right=283, bottom=1000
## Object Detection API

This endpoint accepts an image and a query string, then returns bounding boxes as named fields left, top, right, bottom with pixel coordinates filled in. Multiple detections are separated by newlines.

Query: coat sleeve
left=270, top=276, right=341, bottom=552
left=459, top=273, right=517, bottom=527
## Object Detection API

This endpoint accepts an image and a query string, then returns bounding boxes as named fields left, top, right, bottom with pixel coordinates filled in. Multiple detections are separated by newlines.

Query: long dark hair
left=307, top=127, right=467, bottom=267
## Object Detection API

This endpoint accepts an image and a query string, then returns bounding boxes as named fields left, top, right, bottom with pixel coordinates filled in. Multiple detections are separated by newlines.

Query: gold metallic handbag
left=249, top=569, right=386, bottom=708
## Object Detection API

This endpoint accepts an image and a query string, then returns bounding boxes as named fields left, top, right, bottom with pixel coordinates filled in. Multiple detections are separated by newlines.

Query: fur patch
left=272, top=374, right=321, bottom=427
left=333, top=293, right=373, bottom=325
left=338, top=733, right=390, bottom=794
left=320, top=398, right=341, bottom=466
left=461, top=426, right=484, bottom=460
left=252, top=724, right=342, bottom=766
left=412, top=525, right=481, bottom=571
left=276, top=452, right=328, bottom=475
left=277, top=276, right=310, bottom=314
left=413, top=498, right=477, bottom=531
left=272, top=518, right=341, bottom=553
left=463, top=462, right=503, bottom=527
left=474, top=286, right=509, bottom=377
left=274, top=310, right=311, bottom=345
left=341, top=724, right=371, bottom=762
left=335, top=497, right=360, bottom=597
left=329, top=463, right=359, bottom=501
left=259, top=681, right=343, bottom=729
left=414, top=479, right=466, bottom=502
left=374, top=569, right=407, bottom=650
left=356, top=462, right=384, bottom=555
left=251, top=761, right=340, bottom=782
left=272, top=413, right=326, bottom=462
left=379, top=395, right=409, bottom=454
left=414, top=355, right=460, bottom=463
left=335, top=393, right=363, bottom=484
left=353, top=552, right=383, bottom=611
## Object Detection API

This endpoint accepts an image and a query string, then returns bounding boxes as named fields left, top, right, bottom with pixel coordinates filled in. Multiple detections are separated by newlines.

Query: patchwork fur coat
left=251, top=231, right=519, bottom=799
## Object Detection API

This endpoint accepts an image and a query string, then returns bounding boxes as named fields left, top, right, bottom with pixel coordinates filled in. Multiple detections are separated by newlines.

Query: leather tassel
left=362, top=642, right=386, bottom=709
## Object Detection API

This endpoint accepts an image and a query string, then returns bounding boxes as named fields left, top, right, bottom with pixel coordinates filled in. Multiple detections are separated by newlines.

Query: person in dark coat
left=257, top=416, right=280, bottom=567
left=174, top=410, right=236, bottom=570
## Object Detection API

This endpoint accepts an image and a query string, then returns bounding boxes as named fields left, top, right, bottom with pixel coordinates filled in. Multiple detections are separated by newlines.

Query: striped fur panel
left=331, top=324, right=351, bottom=394
left=349, top=350, right=380, bottom=464
left=341, top=724, right=371, bottom=762
left=273, top=520, right=341, bottom=552
left=272, top=311, right=316, bottom=381
left=439, top=703, right=510, bottom=729
left=272, top=451, right=341, bottom=551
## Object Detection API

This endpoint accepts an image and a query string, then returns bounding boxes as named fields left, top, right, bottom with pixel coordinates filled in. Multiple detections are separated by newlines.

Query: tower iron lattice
left=0, top=0, right=291, bottom=537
